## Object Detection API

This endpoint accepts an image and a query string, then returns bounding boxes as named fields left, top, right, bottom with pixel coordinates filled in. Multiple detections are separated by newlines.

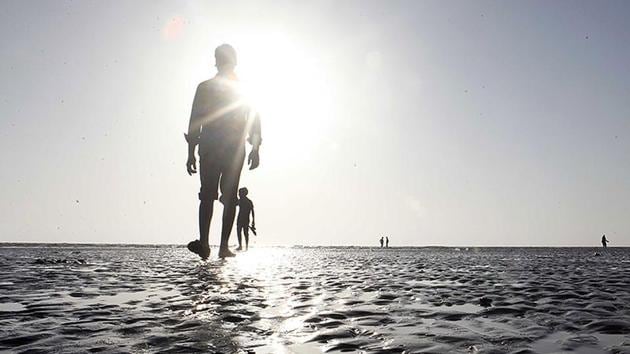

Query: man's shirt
left=188, top=74, right=261, bottom=156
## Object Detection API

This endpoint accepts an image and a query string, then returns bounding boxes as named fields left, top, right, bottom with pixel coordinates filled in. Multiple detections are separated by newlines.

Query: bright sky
left=1, top=1, right=629, bottom=246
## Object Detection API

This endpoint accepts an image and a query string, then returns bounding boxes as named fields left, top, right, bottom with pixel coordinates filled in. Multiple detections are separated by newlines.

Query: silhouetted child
left=602, top=234, right=609, bottom=248
left=386, top=237, right=389, bottom=248
left=236, top=187, right=255, bottom=251
left=380, top=237, right=384, bottom=248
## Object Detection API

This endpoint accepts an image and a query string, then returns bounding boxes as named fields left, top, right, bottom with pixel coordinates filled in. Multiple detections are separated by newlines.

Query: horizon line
left=0, top=242, right=625, bottom=248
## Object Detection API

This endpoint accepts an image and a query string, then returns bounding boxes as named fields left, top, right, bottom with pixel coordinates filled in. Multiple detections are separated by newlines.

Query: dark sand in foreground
left=1, top=246, right=629, bottom=353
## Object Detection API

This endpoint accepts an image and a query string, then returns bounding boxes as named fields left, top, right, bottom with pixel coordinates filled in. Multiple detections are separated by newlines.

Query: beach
left=1, top=245, right=629, bottom=353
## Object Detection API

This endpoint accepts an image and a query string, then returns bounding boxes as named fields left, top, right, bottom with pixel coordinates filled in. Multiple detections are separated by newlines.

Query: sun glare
left=232, top=33, right=333, bottom=161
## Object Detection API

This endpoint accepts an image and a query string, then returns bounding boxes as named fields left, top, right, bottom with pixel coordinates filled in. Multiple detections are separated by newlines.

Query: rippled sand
left=1, top=246, right=629, bottom=353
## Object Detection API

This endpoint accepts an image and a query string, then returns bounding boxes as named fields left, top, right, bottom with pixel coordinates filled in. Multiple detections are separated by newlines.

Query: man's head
left=239, top=187, right=248, bottom=198
left=215, top=44, right=237, bottom=73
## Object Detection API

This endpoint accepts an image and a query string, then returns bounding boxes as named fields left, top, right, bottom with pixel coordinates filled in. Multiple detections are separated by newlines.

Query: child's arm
left=251, top=203, right=256, bottom=226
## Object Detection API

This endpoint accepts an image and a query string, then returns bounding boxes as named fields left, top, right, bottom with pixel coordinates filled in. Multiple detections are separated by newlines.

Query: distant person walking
left=602, top=234, right=609, bottom=248
left=236, top=187, right=255, bottom=251
left=380, top=237, right=384, bottom=248
left=385, top=237, right=389, bottom=248
left=185, top=44, right=262, bottom=260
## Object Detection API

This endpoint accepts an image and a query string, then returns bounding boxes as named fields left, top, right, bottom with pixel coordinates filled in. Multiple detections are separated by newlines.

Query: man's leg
left=217, top=149, right=245, bottom=258
left=199, top=200, right=213, bottom=250
left=196, top=153, right=220, bottom=259
left=219, top=199, right=237, bottom=257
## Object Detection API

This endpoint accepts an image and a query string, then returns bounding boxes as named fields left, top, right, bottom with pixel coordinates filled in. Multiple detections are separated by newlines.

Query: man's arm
left=186, top=84, right=205, bottom=175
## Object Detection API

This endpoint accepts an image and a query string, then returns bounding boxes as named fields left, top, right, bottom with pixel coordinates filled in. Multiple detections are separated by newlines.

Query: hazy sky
left=1, top=0, right=629, bottom=246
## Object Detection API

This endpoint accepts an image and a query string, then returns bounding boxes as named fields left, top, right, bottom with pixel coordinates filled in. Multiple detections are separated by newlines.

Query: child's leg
left=236, top=225, right=243, bottom=249
left=244, top=227, right=249, bottom=250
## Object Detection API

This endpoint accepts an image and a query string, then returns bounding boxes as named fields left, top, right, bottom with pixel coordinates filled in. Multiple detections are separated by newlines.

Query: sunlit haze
left=1, top=1, right=629, bottom=246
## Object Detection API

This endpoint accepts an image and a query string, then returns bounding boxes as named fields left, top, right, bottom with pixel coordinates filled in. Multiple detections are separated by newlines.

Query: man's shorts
left=198, top=144, right=245, bottom=204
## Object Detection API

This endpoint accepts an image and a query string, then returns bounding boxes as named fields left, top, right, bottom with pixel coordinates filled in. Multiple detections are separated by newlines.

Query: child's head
left=239, top=187, right=248, bottom=197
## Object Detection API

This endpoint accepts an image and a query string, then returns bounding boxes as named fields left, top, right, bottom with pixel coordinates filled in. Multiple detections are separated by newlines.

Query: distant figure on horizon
left=380, top=237, right=384, bottom=248
left=602, top=234, right=609, bottom=248
left=185, top=44, right=262, bottom=260
left=385, top=237, right=389, bottom=248
left=236, top=187, right=256, bottom=251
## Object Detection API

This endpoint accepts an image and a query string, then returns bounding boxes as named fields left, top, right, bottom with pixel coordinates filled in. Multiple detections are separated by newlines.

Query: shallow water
left=1, top=246, right=629, bottom=353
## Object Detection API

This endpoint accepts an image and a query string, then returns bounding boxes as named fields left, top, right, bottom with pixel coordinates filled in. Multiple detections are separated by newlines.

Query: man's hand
left=186, top=155, right=197, bottom=175
left=248, top=149, right=260, bottom=170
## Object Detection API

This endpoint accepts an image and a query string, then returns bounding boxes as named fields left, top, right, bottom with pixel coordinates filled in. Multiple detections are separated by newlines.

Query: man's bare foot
left=219, top=248, right=236, bottom=258
left=187, top=240, right=210, bottom=260
left=187, top=240, right=200, bottom=255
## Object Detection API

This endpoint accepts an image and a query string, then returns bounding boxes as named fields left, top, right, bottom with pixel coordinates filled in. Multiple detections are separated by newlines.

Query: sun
left=229, top=32, right=333, bottom=162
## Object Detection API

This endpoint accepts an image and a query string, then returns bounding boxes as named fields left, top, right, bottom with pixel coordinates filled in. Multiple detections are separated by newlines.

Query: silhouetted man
left=602, top=234, right=609, bottom=248
left=186, top=44, right=262, bottom=259
left=385, top=237, right=389, bottom=248
left=380, top=237, right=384, bottom=248
left=236, top=187, right=255, bottom=251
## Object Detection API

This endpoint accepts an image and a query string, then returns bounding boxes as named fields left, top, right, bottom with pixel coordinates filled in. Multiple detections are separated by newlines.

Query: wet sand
left=1, top=246, right=629, bottom=353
